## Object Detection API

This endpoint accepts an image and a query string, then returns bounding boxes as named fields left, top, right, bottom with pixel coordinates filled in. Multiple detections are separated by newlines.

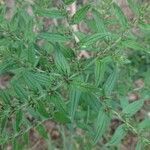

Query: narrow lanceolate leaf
left=0, top=117, right=8, bottom=134
left=95, top=57, right=110, bottom=87
left=112, top=2, right=129, bottom=29
left=63, top=0, right=76, bottom=5
left=138, top=119, right=150, bottom=131
left=27, top=45, right=36, bottom=65
left=34, top=73, right=51, bottom=87
left=50, top=94, right=67, bottom=113
left=13, top=83, right=28, bottom=101
left=23, top=71, right=42, bottom=91
left=38, top=8, right=65, bottom=19
left=36, top=124, right=48, bottom=139
left=69, top=88, right=81, bottom=122
left=127, top=0, right=139, bottom=15
left=93, top=109, right=110, bottom=145
left=60, top=45, right=75, bottom=58
left=79, top=33, right=110, bottom=48
left=0, top=59, right=15, bottom=74
left=122, top=40, right=147, bottom=52
left=92, top=9, right=107, bottom=34
left=104, top=66, right=119, bottom=96
left=0, top=90, right=11, bottom=105
left=95, top=59, right=104, bottom=86
left=107, top=124, right=126, bottom=146
left=13, top=137, right=20, bottom=150
left=38, top=33, right=71, bottom=43
left=72, top=4, right=91, bottom=24
left=83, top=94, right=101, bottom=112
left=122, top=100, right=144, bottom=117
left=22, top=132, right=29, bottom=145
left=54, top=43, right=70, bottom=75
left=15, top=110, right=23, bottom=132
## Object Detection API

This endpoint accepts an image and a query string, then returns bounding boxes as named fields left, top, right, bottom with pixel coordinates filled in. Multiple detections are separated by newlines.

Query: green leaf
left=107, top=124, right=126, bottom=146
left=15, top=110, right=23, bottom=132
left=54, top=43, right=70, bottom=75
left=22, top=132, right=29, bottom=145
left=122, top=100, right=144, bottom=117
left=122, top=40, right=147, bottom=52
left=93, top=108, right=110, bottom=145
left=38, top=33, right=71, bottom=43
left=82, top=93, right=101, bottom=112
left=0, top=90, right=11, bottom=105
left=13, top=83, right=28, bottom=102
left=104, top=66, right=119, bottom=96
left=27, top=45, right=36, bottom=66
left=37, top=101, right=50, bottom=119
left=72, top=4, right=91, bottom=24
left=95, top=57, right=111, bottom=87
left=54, top=111, right=70, bottom=123
left=138, top=119, right=150, bottom=131
left=38, top=8, right=66, bottom=19
left=120, top=97, right=129, bottom=109
left=50, top=94, right=67, bottom=113
left=59, top=45, right=75, bottom=59
left=79, top=32, right=110, bottom=48
left=69, top=88, right=81, bottom=122
left=92, top=9, right=108, bottom=35
left=23, top=71, right=42, bottom=91
left=36, top=124, right=48, bottom=139
left=0, top=59, right=16, bottom=74
left=0, top=116, right=8, bottom=134
left=13, top=138, right=20, bottom=150
left=34, top=72, right=52, bottom=87
left=63, top=0, right=76, bottom=5
left=112, top=2, right=129, bottom=29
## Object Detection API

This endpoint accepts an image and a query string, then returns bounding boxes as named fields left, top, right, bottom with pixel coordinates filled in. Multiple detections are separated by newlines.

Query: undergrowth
left=0, top=0, right=150, bottom=149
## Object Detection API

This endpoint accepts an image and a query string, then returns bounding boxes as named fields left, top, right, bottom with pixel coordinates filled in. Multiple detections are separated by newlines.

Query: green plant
left=0, top=0, right=150, bottom=149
